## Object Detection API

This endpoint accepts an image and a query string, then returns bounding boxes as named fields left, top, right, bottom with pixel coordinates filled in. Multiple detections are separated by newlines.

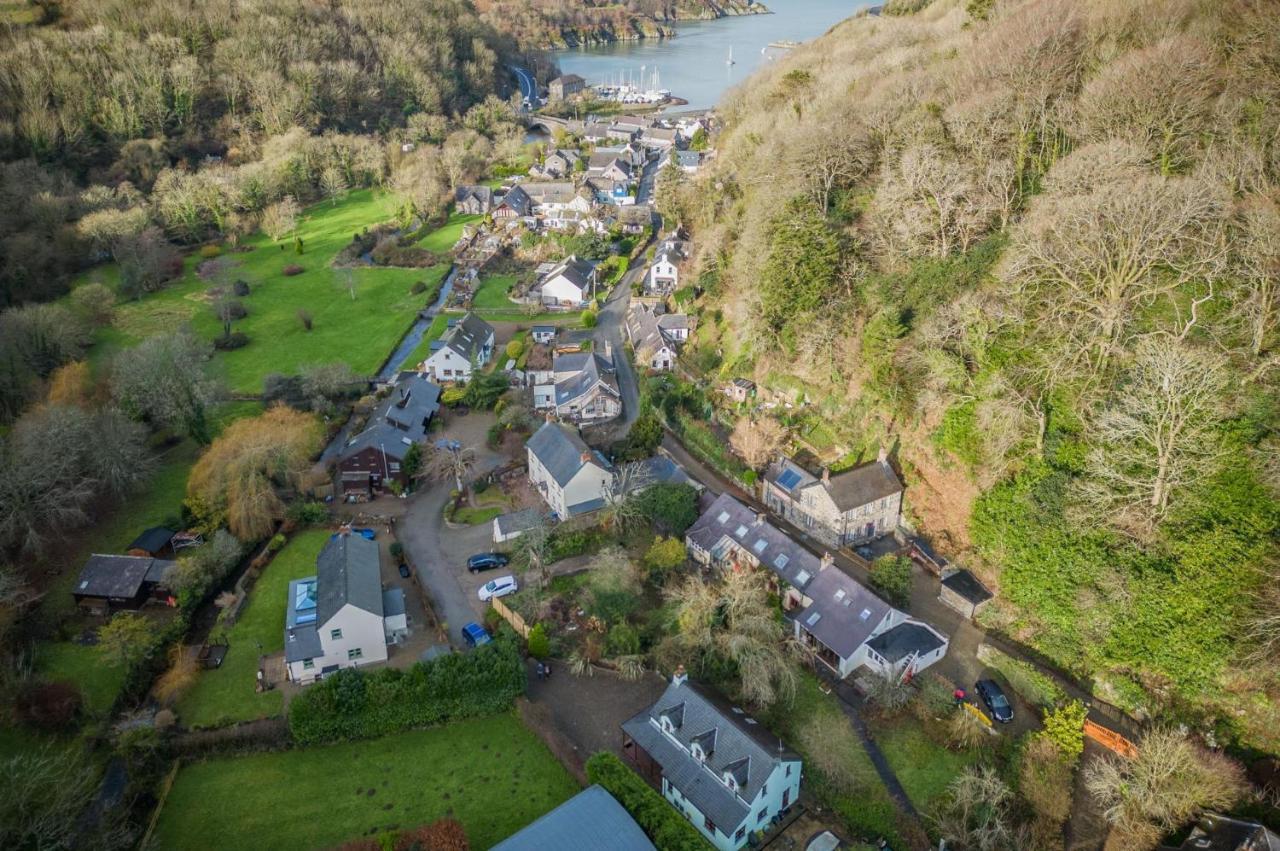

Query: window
left=704, top=816, right=716, bottom=834
left=348, top=648, right=363, bottom=660
left=735, top=828, right=746, bottom=841
left=735, top=524, right=748, bottom=538
left=757, top=809, right=767, bottom=824
left=794, top=569, right=810, bottom=586
left=330, top=628, right=343, bottom=640
left=302, top=660, right=314, bottom=670
left=786, top=765, right=792, bottom=777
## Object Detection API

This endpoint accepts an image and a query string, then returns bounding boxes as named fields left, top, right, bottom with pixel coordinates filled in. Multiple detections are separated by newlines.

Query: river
left=552, top=0, right=874, bottom=112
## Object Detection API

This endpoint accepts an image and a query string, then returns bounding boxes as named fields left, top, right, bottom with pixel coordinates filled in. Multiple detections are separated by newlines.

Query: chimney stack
left=821, top=466, right=830, bottom=484
left=878, top=443, right=889, bottom=465
left=580, top=451, right=592, bottom=464
left=752, top=512, right=765, bottom=527
left=672, top=664, right=687, bottom=687
left=820, top=552, right=834, bottom=572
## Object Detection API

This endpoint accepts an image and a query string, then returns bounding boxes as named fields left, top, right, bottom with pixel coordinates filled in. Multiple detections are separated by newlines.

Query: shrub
left=297, top=309, right=313, bottom=331
left=606, top=622, right=641, bottom=656
left=441, top=387, right=467, bottom=406
left=580, top=309, right=597, bottom=328
left=642, top=536, right=686, bottom=583
left=389, top=542, right=405, bottom=562
left=410, top=280, right=428, bottom=295
left=868, top=555, right=912, bottom=607
left=199, top=244, right=223, bottom=259
left=947, top=706, right=991, bottom=749
left=287, top=501, right=329, bottom=526
left=527, top=623, right=550, bottom=660
left=546, top=527, right=607, bottom=562
left=288, top=636, right=526, bottom=744
left=1020, top=735, right=1074, bottom=828
left=15, top=681, right=83, bottom=730
left=213, top=332, right=249, bottom=350
left=586, top=752, right=710, bottom=850
left=283, top=264, right=304, bottom=276
left=505, top=339, right=523, bottom=360
left=633, top=484, right=699, bottom=536
left=743, top=469, right=758, bottom=488
left=267, top=533, right=287, bottom=553
left=232, top=280, right=250, bottom=296
left=1040, top=700, right=1087, bottom=758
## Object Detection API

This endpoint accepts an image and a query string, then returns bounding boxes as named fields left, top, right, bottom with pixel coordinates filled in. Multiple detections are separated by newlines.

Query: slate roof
left=128, top=526, right=174, bottom=554
left=526, top=421, right=613, bottom=487
left=438, top=312, right=493, bottom=362
left=340, top=373, right=441, bottom=463
left=492, top=785, right=655, bottom=851
left=453, top=185, right=492, bottom=207
left=523, top=181, right=578, bottom=204
left=315, top=533, right=383, bottom=626
left=676, top=150, right=702, bottom=168
left=284, top=623, right=322, bottom=663
left=825, top=460, right=904, bottom=511
left=497, top=185, right=532, bottom=216
left=865, top=621, right=946, bottom=663
left=555, top=358, right=619, bottom=408
left=631, top=455, right=698, bottom=490
left=622, top=680, right=797, bottom=831
left=382, top=587, right=406, bottom=619
left=550, top=73, right=585, bottom=86
left=1165, top=814, right=1280, bottom=851
left=686, top=492, right=822, bottom=593
left=74, top=555, right=175, bottom=599
left=794, top=565, right=893, bottom=660
left=641, top=127, right=679, bottom=143
left=495, top=508, right=543, bottom=537
left=541, top=255, right=595, bottom=292
left=941, top=568, right=993, bottom=605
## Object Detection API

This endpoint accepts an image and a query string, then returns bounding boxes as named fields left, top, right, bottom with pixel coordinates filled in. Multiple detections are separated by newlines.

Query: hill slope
left=669, top=0, right=1280, bottom=751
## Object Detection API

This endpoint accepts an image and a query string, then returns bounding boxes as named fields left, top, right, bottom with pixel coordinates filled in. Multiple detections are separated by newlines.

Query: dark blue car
left=462, top=622, right=492, bottom=648
left=467, top=552, right=510, bottom=573
left=975, top=679, right=1014, bottom=723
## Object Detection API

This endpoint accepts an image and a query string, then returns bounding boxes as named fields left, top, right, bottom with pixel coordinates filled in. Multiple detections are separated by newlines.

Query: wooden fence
left=491, top=597, right=530, bottom=639
left=139, top=759, right=181, bottom=849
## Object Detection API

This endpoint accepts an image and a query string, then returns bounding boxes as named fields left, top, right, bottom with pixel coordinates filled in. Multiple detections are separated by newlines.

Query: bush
left=199, top=244, right=223, bottom=259
left=742, top=469, right=758, bottom=488
left=642, top=536, right=686, bottom=583
left=504, top=339, right=523, bottom=360
left=868, top=555, right=912, bottom=607
left=410, top=280, right=428, bottom=295
left=633, top=484, right=700, bottom=536
left=287, top=501, right=329, bottom=526
left=15, top=681, right=83, bottom=731
left=546, top=527, right=607, bottom=563
left=580, top=310, right=597, bottom=328
left=267, top=533, right=287, bottom=553
left=389, top=542, right=405, bottom=562
left=976, top=645, right=1067, bottom=709
left=1040, top=701, right=1087, bottom=758
left=586, top=752, right=710, bottom=850
left=441, top=387, right=467, bottom=406
left=283, top=264, right=304, bottom=276
left=288, top=636, right=526, bottom=744
left=527, top=623, right=550, bottom=660
left=213, top=332, right=249, bottom=350
left=233, top=280, right=251, bottom=296
left=606, top=623, right=641, bottom=656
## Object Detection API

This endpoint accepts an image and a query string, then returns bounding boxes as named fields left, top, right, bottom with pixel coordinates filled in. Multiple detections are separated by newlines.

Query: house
left=685, top=493, right=948, bottom=679
left=724, top=378, right=756, bottom=403
left=419, top=313, right=495, bottom=383
left=532, top=255, right=596, bottom=308
left=493, top=185, right=532, bottom=219
left=542, top=149, right=581, bottom=179
left=1158, top=814, right=1280, bottom=851
left=73, top=554, right=176, bottom=615
left=626, top=304, right=691, bottom=372
left=613, top=115, right=654, bottom=134
left=493, top=785, right=655, bottom=851
left=127, top=526, right=175, bottom=558
left=586, top=176, right=633, bottom=205
left=454, top=185, right=492, bottom=215
left=622, top=669, right=802, bottom=851
left=492, top=507, right=544, bottom=544
left=526, top=420, right=615, bottom=519
left=548, top=73, right=586, bottom=101
left=596, top=142, right=646, bottom=169
left=762, top=450, right=904, bottom=548
left=336, top=372, right=441, bottom=495
left=587, top=152, right=633, bottom=183
left=616, top=204, right=654, bottom=234
left=640, top=126, right=680, bottom=151
left=583, top=122, right=615, bottom=144
left=531, top=325, right=557, bottom=345
left=675, top=150, right=703, bottom=173
left=646, top=235, right=688, bottom=294
left=524, top=181, right=591, bottom=214
left=534, top=349, right=622, bottom=423
left=284, top=532, right=393, bottom=684
left=939, top=568, right=994, bottom=619
left=605, top=123, right=640, bottom=143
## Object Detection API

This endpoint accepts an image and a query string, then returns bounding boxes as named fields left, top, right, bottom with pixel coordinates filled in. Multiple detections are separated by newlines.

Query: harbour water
left=552, top=0, right=874, bottom=112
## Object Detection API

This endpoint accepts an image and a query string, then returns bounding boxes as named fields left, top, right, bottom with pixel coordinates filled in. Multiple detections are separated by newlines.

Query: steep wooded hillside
left=473, top=0, right=767, bottom=48
left=665, top=0, right=1280, bottom=751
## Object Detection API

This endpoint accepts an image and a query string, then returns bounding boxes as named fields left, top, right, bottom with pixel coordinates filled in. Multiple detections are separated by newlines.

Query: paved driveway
left=586, top=242, right=650, bottom=444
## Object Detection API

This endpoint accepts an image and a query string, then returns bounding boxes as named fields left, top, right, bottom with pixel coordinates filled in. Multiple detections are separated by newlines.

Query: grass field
left=419, top=211, right=482, bottom=253
left=177, top=529, right=331, bottom=729
left=398, top=313, right=452, bottom=370
left=471, top=274, right=519, bottom=310
left=152, top=713, right=580, bottom=851
left=77, top=191, right=450, bottom=394
left=35, top=642, right=129, bottom=717
left=867, top=717, right=978, bottom=813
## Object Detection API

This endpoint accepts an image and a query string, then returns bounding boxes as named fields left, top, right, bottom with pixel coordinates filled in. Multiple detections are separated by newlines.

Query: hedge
left=585, top=752, right=711, bottom=850
left=976, top=644, right=1067, bottom=709
left=288, top=636, right=526, bottom=744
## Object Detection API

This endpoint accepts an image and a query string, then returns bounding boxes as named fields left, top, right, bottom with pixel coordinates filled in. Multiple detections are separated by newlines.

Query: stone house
left=761, top=450, right=903, bottom=547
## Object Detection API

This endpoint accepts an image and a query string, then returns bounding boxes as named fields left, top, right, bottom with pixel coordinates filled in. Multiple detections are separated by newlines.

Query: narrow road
left=595, top=265, right=641, bottom=433
left=512, top=66, right=537, bottom=106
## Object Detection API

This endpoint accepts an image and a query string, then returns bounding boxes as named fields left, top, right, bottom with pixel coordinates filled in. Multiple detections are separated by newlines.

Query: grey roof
left=622, top=680, right=798, bottom=831
left=495, top=508, right=543, bottom=536
left=685, top=493, right=822, bottom=592
left=492, top=785, right=655, bottom=851
left=74, top=555, right=175, bottom=599
left=566, top=495, right=608, bottom=517
left=941, top=569, right=993, bottom=605
left=733, top=378, right=756, bottom=389
left=555, top=353, right=619, bottom=407
left=439, top=312, right=493, bottom=362
left=632, top=455, right=698, bottom=490
left=824, top=459, right=904, bottom=511
left=550, top=73, right=585, bottom=85
left=676, top=150, right=702, bottom=167
left=340, top=373, right=441, bottom=463
left=381, top=587, right=406, bottom=618
left=497, top=185, right=532, bottom=216
left=285, top=623, right=322, bottom=663
left=453, top=185, right=492, bottom=206
left=584, top=122, right=613, bottom=138
left=1168, top=814, right=1280, bottom=851
left=541, top=255, right=595, bottom=291
left=526, top=421, right=612, bottom=487
left=128, top=526, right=174, bottom=554
left=794, top=565, right=893, bottom=660
left=531, top=324, right=556, bottom=334
left=523, top=181, right=578, bottom=203
left=865, top=621, right=946, bottom=663
left=315, top=534, right=383, bottom=626
left=642, top=127, right=678, bottom=142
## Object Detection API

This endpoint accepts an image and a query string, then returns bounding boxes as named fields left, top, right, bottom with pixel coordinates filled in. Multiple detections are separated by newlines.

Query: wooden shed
left=939, top=568, right=994, bottom=619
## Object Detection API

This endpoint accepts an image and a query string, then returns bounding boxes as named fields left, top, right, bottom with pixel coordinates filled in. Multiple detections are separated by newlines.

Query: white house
left=533, top=350, right=622, bottom=423
left=531, top=325, right=557, bottom=345
left=685, top=493, right=949, bottom=680
left=284, top=533, right=393, bottom=684
left=646, top=235, right=688, bottom=295
left=419, top=313, right=495, bottom=383
left=622, top=670, right=802, bottom=851
left=532, top=256, right=596, bottom=308
left=526, top=421, right=615, bottom=519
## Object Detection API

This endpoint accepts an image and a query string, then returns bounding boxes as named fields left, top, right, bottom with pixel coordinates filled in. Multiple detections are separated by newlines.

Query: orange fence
left=1085, top=719, right=1138, bottom=758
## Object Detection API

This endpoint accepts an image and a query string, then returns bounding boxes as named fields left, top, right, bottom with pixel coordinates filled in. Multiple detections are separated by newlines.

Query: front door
left=782, top=789, right=790, bottom=808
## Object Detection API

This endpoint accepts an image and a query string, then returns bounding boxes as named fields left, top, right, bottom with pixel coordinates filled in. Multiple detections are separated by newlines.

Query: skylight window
left=717, top=511, right=730, bottom=524
left=860, top=608, right=872, bottom=621
left=735, top=524, right=748, bottom=538
left=777, top=469, right=802, bottom=491
left=806, top=612, right=822, bottom=626
left=752, top=539, right=767, bottom=554
left=794, top=569, right=811, bottom=586
left=774, top=554, right=789, bottom=570
left=834, top=589, right=846, bottom=601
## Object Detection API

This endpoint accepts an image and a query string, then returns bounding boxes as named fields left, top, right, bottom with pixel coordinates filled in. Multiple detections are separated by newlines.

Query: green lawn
left=867, top=717, right=978, bottom=813
left=36, top=642, right=129, bottom=717
left=398, top=313, right=451, bottom=370
left=77, top=190, right=451, bottom=394
left=152, top=713, right=580, bottom=851
left=419, top=211, right=482, bottom=253
left=452, top=506, right=504, bottom=525
left=177, top=529, right=331, bottom=729
left=472, top=274, right=519, bottom=310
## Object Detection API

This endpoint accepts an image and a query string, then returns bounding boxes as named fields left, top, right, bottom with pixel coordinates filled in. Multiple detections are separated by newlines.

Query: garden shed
left=939, top=568, right=993, bottom=619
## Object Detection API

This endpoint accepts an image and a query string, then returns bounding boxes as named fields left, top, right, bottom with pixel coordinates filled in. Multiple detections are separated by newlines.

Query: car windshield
left=484, top=581, right=497, bottom=591
left=990, top=692, right=1009, bottom=709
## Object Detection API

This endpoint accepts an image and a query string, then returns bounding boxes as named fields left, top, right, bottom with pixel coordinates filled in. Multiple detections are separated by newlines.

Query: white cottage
left=526, top=421, right=615, bottom=519
left=419, top=313, right=495, bottom=383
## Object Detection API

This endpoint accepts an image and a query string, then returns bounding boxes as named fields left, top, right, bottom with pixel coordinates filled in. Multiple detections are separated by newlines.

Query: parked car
left=975, top=678, right=1014, bottom=723
left=855, top=546, right=874, bottom=559
left=461, top=622, right=492, bottom=647
left=478, top=575, right=518, bottom=602
left=398, top=563, right=411, bottom=578
left=467, top=552, right=510, bottom=573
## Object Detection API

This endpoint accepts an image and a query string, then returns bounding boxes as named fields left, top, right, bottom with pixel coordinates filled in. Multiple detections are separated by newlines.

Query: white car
left=478, top=575, right=518, bottom=602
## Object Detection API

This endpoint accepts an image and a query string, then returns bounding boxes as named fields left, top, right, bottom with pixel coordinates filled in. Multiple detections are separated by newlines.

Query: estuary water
left=552, top=0, right=874, bottom=112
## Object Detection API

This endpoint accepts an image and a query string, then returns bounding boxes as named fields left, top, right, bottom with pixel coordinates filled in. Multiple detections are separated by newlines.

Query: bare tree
left=874, top=143, right=997, bottom=259
left=729, top=416, right=787, bottom=470
left=0, top=747, right=118, bottom=851
left=112, top=330, right=220, bottom=442
left=1234, top=195, right=1280, bottom=357
left=421, top=440, right=477, bottom=497
left=792, top=118, right=875, bottom=213
left=601, top=461, right=654, bottom=532
left=1076, top=337, right=1227, bottom=532
left=1085, top=728, right=1246, bottom=846
left=260, top=195, right=299, bottom=242
left=932, top=765, right=1030, bottom=851
left=512, top=514, right=552, bottom=587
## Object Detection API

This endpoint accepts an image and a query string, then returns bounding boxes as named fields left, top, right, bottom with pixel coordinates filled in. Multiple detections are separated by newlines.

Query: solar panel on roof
left=777, top=469, right=802, bottom=491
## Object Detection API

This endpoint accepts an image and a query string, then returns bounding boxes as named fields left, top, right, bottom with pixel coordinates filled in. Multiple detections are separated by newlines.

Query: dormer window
left=661, top=716, right=674, bottom=734
left=723, top=772, right=737, bottom=791
left=691, top=743, right=705, bottom=762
